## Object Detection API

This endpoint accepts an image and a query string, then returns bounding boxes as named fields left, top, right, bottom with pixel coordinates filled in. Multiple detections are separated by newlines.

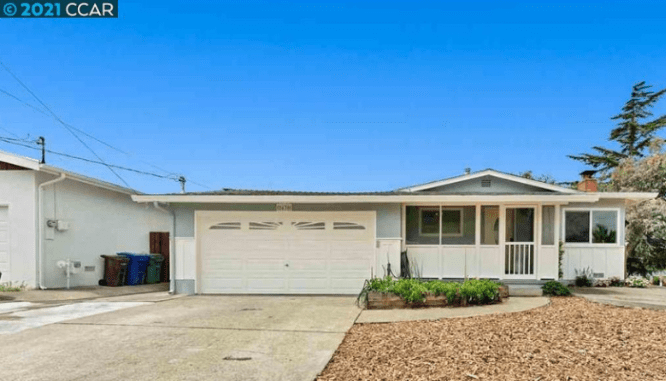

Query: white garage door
left=0, top=207, right=9, bottom=281
left=197, top=211, right=376, bottom=294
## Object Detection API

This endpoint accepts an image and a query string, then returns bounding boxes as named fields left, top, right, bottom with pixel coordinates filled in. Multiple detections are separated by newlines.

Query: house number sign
left=276, top=203, right=292, bottom=212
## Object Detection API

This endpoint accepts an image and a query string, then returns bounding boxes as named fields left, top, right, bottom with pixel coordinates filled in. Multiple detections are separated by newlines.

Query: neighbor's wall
left=39, top=173, right=173, bottom=288
left=170, top=203, right=401, bottom=294
left=561, top=199, right=626, bottom=280
left=0, top=171, right=37, bottom=287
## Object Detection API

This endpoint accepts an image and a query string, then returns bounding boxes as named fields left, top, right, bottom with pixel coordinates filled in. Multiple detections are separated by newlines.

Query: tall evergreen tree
left=569, top=81, right=666, bottom=173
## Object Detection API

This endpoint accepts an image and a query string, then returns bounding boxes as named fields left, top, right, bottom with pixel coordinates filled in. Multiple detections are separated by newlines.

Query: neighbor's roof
left=0, top=149, right=139, bottom=195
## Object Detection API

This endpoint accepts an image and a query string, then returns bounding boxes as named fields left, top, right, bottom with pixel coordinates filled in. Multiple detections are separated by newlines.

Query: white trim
left=132, top=194, right=600, bottom=203
left=0, top=149, right=137, bottom=196
left=562, top=207, right=621, bottom=245
left=0, top=150, right=40, bottom=170
left=594, top=192, right=657, bottom=200
left=399, top=169, right=579, bottom=194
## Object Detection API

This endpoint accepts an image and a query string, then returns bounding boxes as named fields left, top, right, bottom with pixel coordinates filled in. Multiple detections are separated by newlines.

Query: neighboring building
left=0, top=151, right=172, bottom=289
left=133, top=169, right=657, bottom=295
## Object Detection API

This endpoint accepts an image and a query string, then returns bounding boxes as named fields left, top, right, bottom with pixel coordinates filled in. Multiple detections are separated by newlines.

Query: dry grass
left=317, top=297, right=666, bottom=381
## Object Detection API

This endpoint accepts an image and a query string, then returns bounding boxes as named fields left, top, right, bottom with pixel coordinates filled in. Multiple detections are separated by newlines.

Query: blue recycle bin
left=117, top=253, right=151, bottom=285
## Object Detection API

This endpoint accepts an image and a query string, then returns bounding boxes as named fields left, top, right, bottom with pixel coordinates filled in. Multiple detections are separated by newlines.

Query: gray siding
left=172, top=203, right=401, bottom=238
left=425, top=175, right=555, bottom=194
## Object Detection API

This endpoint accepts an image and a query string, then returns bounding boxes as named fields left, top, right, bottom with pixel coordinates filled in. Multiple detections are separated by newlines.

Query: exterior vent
left=481, top=179, right=491, bottom=188
left=84, top=266, right=95, bottom=272
left=593, top=273, right=604, bottom=278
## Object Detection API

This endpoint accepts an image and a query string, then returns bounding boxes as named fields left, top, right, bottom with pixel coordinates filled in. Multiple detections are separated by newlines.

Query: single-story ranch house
left=133, top=169, right=656, bottom=295
left=0, top=151, right=172, bottom=289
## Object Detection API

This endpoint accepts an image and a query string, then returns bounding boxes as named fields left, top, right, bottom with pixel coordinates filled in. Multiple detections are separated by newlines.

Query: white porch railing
left=505, top=243, right=534, bottom=276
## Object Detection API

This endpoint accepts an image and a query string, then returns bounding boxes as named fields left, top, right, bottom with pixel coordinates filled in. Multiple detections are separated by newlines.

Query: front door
left=504, top=207, right=536, bottom=278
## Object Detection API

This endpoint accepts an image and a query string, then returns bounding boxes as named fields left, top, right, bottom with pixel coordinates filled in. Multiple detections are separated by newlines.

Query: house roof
left=397, top=169, right=579, bottom=194
left=132, top=168, right=658, bottom=204
left=0, top=150, right=139, bottom=196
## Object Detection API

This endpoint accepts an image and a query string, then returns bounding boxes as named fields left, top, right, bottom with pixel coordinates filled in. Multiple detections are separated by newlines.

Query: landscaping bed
left=318, top=297, right=666, bottom=381
left=360, top=278, right=507, bottom=310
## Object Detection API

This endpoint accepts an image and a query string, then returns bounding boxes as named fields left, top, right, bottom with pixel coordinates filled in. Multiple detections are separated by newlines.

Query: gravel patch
left=317, top=297, right=666, bottom=380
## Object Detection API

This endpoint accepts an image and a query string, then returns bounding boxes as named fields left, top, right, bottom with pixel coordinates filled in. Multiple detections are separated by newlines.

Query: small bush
left=574, top=267, right=594, bottom=287
left=593, top=278, right=611, bottom=287
left=424, top=280, right=460, bottom=304
left=542, top=281, right=571, bottom=296
left=389, top=278, right=428, bottom=303
left=653, top=276, right=661, bottom=286
left=459, top=279, right=500, bottom=304
left=609, top=276, right=624, bottom=287
left=625, top=276, right=651, bottom=288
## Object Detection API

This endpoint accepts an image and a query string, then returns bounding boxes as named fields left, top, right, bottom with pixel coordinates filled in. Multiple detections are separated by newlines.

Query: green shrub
left=388, top=278, right=428, bottom=303
left=574, top=267, right=593, bottom=287
left=542, top=281, right=571, bottom=296
left=460, top=279, right=500, bottom=304
left=653, top=276, right=661, bottom=286
left=609, top=276, right=624, bottom=287
left=358, top=277, right=501, bottom=306
left=425, top=280, right=460, bottom=304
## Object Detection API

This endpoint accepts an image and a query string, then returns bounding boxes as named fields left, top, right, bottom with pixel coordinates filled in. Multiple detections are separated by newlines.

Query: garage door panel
left=197, top=211, right=376, bottom=294
left=246, top=278, right=287, bottom=291
left=288, top=278, right=328, bottom=290
left=245, top=260, right=286, bottom=272
left=288, top=259, right=328, bottom=271
left=201, top=278, right=244, bottom=292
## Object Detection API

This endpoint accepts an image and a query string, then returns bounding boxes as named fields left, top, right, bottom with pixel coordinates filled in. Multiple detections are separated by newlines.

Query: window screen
left=542, top=206, right=555, bottom=245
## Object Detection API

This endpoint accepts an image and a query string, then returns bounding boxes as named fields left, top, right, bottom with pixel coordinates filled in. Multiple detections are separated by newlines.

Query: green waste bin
left=145, top=254, right=164, bottom=284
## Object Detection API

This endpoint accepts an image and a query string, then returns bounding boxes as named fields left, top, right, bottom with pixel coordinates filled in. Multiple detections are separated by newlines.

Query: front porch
left=401, top=204, right=560, bottom=281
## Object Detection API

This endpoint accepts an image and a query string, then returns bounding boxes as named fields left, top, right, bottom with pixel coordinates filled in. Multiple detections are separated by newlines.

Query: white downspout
left=153, top=201, right=176, bottom=294
left=38, top=173, right=66, bottom=289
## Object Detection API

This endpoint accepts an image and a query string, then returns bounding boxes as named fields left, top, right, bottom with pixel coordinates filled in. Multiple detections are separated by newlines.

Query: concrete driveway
left=0, top=295, right=360, bottom=381
left=573, top=286, right=666, bottom=310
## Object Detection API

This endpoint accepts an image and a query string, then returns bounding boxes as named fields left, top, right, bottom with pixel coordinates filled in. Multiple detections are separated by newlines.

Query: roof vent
left=481, top=179, right=491, bottom=188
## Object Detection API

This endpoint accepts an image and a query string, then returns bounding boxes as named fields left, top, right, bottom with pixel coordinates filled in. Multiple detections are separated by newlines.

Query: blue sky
left=0, top=0, right=664, bottom=193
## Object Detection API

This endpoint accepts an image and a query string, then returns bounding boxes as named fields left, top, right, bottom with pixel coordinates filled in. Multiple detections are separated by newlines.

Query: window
left=565, top=210, right=618, bottom=244
left=333, top=222, right=365, bottom=230
left=406, top=205, right=474, bottom=245
left=542, top=206, right=555, bottom=245
left=210, top=222, right=241, bottom=230
left=481, top=206, right=499, bottom=245
left=419, top=208, right=440, bottom=236
left=441, top=208, right=463, bottom=237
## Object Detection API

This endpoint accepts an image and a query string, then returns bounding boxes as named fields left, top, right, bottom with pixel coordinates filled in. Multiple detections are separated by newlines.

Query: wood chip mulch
left=317, top=297, right=666, bottom=381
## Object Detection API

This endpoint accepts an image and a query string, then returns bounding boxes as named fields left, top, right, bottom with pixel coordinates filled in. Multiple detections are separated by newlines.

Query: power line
left=0, top=61, right=133, bottom=189
left=0, top=136, right=180, bottom=180
left=0, top=85, right=177, bottom=177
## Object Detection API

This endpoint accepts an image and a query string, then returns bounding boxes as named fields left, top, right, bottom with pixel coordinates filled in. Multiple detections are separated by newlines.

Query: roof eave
left=132, top=193, right=600, bottom=204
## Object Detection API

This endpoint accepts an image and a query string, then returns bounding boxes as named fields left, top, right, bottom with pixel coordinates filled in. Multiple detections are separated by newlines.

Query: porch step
left=508, top=285, right=543, bottom=297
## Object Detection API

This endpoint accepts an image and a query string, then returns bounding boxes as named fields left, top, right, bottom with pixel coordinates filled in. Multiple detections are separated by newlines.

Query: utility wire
left=0, top=61, right=133, bottom=189
left=0, top=136, right=180, bottom=180
left=0, top=85, right=180, bottom=177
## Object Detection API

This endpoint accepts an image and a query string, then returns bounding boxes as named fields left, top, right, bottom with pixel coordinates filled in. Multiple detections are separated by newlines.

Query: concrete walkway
left=573, top=286, right=666, bottom=310
left=356, top=297, right=550, bottom=323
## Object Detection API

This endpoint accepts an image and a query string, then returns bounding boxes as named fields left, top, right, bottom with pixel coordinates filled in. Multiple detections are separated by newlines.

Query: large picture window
left=565, top=209, right=618, bottom=244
